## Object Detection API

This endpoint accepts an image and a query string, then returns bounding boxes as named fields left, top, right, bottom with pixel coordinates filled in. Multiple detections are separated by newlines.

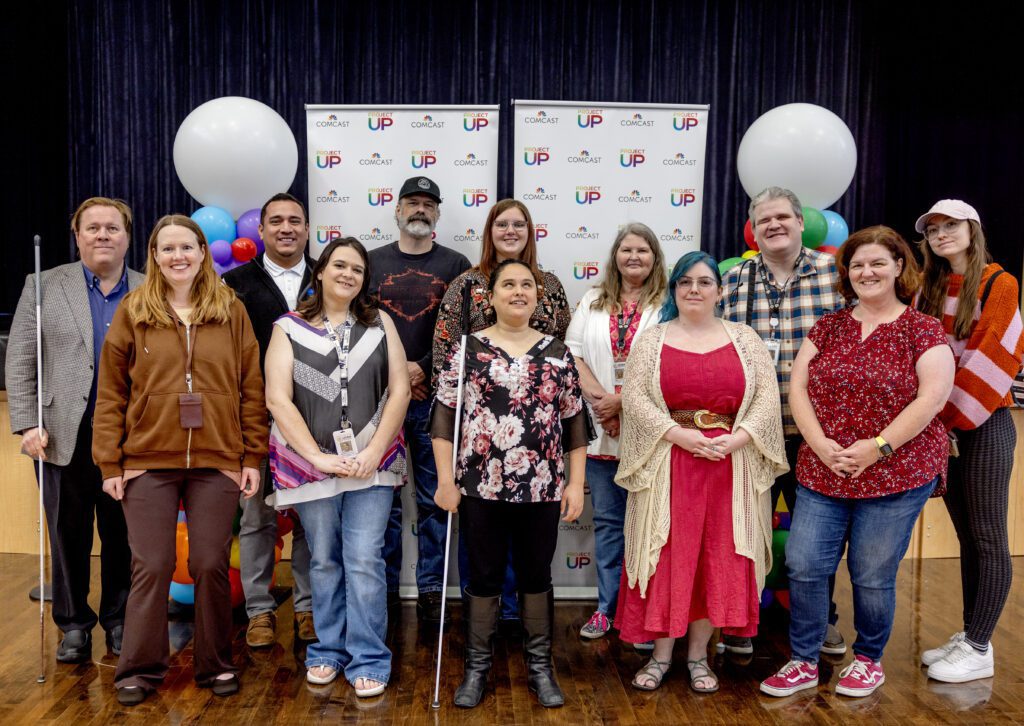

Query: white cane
left=34, top=234, right=46, bottom=684
left=431, top=291, right=472, bottom=710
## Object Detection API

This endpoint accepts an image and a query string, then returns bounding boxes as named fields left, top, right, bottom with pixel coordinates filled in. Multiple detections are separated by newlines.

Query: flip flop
left=354, top=678, right=386, bottom=698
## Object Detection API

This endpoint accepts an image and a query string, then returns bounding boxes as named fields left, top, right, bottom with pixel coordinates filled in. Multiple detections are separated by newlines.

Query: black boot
left=454, top=592, right=500, bottom=708
left=520, top=590, right=564, bottom=707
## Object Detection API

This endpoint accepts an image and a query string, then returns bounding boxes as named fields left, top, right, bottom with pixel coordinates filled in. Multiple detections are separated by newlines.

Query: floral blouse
left=431, top=268, right=571, bottom=386
left=796, top=306, right=950, bottom=499
left=430, top=333, right=592, bottom=502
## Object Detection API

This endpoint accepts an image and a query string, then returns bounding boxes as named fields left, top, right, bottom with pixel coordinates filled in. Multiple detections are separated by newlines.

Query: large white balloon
left=173, top=97, right=298, bottom=219
left=736, top=103, right=857, bottom=210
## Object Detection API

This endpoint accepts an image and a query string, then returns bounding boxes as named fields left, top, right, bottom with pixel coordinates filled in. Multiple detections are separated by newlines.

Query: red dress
left=616, top=342, right=760, bottom=642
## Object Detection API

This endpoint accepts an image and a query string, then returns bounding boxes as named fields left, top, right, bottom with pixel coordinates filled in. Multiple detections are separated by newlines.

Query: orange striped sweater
left=939, top=263, right=1024, bottom=431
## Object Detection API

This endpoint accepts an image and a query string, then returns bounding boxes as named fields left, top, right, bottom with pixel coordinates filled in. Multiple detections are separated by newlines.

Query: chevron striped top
left=938, top=264, right=1024, bottom=431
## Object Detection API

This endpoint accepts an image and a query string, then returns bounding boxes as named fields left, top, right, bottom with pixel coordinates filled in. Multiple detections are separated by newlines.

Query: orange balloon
left=274, top=544, right=283, bottom=564
left=173, top=521, right=193, bottom=584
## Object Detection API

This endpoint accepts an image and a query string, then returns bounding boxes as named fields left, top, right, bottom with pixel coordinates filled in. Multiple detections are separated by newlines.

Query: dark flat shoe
left=56, top=630, right=92, bottom=663
left=105, top=625, right=124, bottom=655
left=211, top=674, right=239, bottom=696
left=116, top=686, right=147, bottom=706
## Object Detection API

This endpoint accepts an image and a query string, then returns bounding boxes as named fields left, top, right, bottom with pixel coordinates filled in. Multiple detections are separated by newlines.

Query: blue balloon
left=169, top=581, right=195, bottom=605
left=191, top=206, right=236, bottom=245
left=821, top=210, right=849, bottom=248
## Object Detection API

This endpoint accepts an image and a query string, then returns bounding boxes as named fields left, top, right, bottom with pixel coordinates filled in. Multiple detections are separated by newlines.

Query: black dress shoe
left=211, top=674, right=240, bottom=697
left=116, top=686, right=147, bottom=706
left=106, top=625, right=124, bottom=655
left=56, top=630, right=92, bottom=663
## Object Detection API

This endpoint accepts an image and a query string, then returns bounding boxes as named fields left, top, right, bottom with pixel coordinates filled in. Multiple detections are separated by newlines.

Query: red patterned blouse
left=796, top=306, right=951, bottom=499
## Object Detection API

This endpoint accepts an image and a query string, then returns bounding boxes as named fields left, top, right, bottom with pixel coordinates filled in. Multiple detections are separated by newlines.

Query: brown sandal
left=632, top=656, right=672, bottom=691
left=687, top=657, right=719, bottom=693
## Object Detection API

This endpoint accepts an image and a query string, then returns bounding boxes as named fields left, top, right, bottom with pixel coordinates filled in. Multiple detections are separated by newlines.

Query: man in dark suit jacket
left=222, top=192, right=316, bottom=648
left=5, top=197, right=143, bottom=662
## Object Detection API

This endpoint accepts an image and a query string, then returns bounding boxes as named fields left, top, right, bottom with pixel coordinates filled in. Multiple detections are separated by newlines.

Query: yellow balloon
left=229, top=537, right=241, bottom=570
left=742, top=250, right=759, bottom=259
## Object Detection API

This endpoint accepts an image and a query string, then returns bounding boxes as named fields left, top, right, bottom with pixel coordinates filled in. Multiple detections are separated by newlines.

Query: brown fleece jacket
left=92, top=298, right=268, bottom=478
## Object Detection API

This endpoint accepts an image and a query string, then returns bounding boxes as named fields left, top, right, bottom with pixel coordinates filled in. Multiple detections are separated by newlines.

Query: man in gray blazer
left=5, top=197, right=143, bottom=663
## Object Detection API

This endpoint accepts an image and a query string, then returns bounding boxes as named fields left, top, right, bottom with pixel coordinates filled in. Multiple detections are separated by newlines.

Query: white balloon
left=173, top=97, right=298, bottom=219
left=736, top=103, right=857, bottom=210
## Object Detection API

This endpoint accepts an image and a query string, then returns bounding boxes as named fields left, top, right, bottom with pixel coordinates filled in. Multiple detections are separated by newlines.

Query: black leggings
left=946, top=407, right=1016, bottom=645
left=459, top=496, right=561, bottom=598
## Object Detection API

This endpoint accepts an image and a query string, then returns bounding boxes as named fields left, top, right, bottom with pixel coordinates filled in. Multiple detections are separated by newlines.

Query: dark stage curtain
left=2, top=0, right=1020, bottom=322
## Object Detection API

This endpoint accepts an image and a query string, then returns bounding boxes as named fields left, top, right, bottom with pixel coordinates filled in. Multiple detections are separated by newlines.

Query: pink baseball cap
left=914, top=199, right=981, bottom=233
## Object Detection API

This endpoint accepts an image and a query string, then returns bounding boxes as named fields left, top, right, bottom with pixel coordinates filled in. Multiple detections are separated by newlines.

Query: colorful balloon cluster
left=169, top=506, right=294, bottom=607
left=761, top=504, right=792, bottom=610
left=191, top=206, right=264, bottom=276
left=717, top=207, right=850, bottom=276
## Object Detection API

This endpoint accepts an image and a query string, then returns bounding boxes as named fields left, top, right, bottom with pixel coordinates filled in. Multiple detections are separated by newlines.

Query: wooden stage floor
left=0, top=554, right=1021, bottom=724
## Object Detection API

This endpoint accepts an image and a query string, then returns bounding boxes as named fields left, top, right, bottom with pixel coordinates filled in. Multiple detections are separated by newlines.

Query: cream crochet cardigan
left=615, top=320, right=789, bottom=597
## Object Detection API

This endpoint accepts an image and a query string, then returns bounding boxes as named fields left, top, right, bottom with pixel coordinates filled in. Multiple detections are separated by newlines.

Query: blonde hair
left=70, top=197, right=133, bottom=240
left=123, top=215, right=235, bottom=327
left=917, top=220, right=991, bottom=340
left=591, top=222, right=667, bottom=313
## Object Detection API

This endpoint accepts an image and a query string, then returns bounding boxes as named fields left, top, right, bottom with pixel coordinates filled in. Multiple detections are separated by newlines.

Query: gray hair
left=748, top=186, right=803, bottom=223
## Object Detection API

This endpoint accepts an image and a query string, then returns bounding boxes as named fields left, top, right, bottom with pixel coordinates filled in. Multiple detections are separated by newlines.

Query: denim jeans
left=383, top=398, right=446, bottom=594
left=293, top=485, right=392, bottom=685
left=586, top=458, right=627, bottom=618
left=786, top=478, right=936, bottom=663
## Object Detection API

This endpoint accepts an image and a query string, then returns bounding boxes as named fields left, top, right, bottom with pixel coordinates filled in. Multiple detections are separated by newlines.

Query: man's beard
left=400, top=216, right=434, bottom=239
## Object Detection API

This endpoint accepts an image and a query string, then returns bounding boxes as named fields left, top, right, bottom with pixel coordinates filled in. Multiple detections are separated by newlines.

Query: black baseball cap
left=399, top=176, right=442, bottom=203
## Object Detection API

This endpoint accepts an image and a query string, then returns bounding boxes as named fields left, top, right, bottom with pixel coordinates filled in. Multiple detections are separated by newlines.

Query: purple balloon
left=210, top=239, right=233, bottom=266
left=236, top=208, right=262, bottom=244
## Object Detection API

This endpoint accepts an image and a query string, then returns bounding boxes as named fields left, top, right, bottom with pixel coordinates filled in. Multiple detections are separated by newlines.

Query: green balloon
left=765, top=528, right=790, bottom=590
left=802, top=207, right=828, bottom=248
left=718, top=256, right=744, bottom=275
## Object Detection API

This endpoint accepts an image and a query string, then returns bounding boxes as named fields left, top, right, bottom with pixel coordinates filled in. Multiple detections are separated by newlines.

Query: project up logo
left=523, top=147, right=550, bottom=165
left=367, top=187, right=395, bottom=206
left=672, top=112, right=700, bottom=131
left=314, top=150, right=342, bottom=169
left=315, top=226, right=344, bottom=243
left=619, top=148, right=646, bottom=167
left=573, top=260, right=600, bottom=280
left=670, top=188, right=697, bottom=207
left=462, top=188, right=489, bottom=207
left=575, top=186, right=601, bottom=204
left=410, top=150, right=437, bottom=168
left=576, top=108, right=604, bottom=128
left=566, top=552, right=592, bottom=569
left=367, top=112, right=394, bottom=131
left=463, top=112, right=489, bottom=131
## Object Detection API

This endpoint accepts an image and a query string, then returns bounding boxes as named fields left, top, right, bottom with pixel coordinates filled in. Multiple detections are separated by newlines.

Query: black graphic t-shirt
left=368, top=241, right=471, bottom=377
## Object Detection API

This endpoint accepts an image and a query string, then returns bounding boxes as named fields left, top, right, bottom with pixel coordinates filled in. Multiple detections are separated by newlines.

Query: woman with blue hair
left=613, top=251, right=788, bottom=693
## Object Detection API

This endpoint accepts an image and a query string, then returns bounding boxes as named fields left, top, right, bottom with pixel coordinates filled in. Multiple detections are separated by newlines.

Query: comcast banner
left=514, top=100, right=709, bottom=598
left=513, top=100, right=710, bottom=309
left=305, top=104, right=500, bottom=260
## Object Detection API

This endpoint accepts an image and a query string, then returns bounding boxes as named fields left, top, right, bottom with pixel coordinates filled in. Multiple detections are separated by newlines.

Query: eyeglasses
left=676, top=277, right=717, bottom=290
left=493, top=221, right=528, bottom=231
left=924, top=219, right=964, bottom=241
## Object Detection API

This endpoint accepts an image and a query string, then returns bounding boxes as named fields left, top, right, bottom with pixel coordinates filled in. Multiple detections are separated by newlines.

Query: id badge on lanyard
left=613, top=360, right=627, bottom=387
left=764, top=338, right=781, bottom=365
left=325, top=316, right=359, bottom=457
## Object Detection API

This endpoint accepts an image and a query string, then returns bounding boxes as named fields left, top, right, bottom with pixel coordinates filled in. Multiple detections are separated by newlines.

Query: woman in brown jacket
left=93, top=214, right=268, bottom=706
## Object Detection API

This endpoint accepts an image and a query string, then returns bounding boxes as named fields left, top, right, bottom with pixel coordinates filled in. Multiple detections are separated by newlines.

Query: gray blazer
left=5, top=261, right=144, bottom=466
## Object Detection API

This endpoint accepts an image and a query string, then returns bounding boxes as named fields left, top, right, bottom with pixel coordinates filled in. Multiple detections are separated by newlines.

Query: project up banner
left=513, top=99, right=710, bottom=310
left=305, top=104, right=500, bottom=260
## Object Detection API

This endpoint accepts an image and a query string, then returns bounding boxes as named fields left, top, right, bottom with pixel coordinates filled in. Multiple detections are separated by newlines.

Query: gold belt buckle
left=692, top=407, right=724, bottom=430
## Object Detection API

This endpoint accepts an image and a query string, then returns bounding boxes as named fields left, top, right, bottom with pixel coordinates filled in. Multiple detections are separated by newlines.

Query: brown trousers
left=115, top=469, right=240, bottom=690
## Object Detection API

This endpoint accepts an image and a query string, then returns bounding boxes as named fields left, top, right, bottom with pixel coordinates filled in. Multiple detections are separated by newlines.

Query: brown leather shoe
left=294, top=611, right=318, bottom=643
left=246, top=612, right=276, bottom=648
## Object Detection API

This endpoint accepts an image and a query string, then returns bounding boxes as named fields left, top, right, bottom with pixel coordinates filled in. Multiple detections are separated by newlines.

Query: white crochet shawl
left=615, top=320, right=789, bottom=597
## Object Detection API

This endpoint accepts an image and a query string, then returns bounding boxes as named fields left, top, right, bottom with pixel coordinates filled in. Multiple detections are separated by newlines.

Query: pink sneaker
left=759, top=660, right=819, bottom=697
left=835, top=654, right=885, bottom=697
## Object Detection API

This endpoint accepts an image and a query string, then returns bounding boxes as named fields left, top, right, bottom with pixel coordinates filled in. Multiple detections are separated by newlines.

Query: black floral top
left=430, top=333, right=592, bottom=502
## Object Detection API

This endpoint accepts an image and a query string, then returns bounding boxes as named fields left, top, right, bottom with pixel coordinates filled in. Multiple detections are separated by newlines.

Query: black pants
left=39, top=416, right=130, bottom=633
left=946, top=407, right=1016, bottom=645
left=773, top=435, right=840, bottom=627
left=459, top=496, right=560, bottom=598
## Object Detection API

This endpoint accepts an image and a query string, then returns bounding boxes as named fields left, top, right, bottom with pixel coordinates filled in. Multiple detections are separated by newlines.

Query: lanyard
left=751, top=252, right=802, bottom=338
left=324, top=315, right=354, bottom=428
left=615, top=301, right=640, bottom=354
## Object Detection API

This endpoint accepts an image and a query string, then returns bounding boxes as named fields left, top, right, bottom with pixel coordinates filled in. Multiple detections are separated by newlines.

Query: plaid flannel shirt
left=720, top=248, right=844, bottom=435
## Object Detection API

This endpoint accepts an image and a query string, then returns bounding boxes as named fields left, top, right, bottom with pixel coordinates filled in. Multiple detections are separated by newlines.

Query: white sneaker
left=927, top=640, right=994, bottom=683
left=921, top=631, right=966, bottom=667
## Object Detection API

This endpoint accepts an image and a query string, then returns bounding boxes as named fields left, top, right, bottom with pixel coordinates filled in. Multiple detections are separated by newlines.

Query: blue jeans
left=786, top=478, right=936, bottom=664
left=293, top=486, right=392, bottom=685
left=383, top=398, right=446, bottom=594
left=587, top=458, right=627, bottom=617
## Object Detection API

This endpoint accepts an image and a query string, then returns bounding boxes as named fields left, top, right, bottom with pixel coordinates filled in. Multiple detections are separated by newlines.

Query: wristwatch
left=874, top=435, right=894, bottom=458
